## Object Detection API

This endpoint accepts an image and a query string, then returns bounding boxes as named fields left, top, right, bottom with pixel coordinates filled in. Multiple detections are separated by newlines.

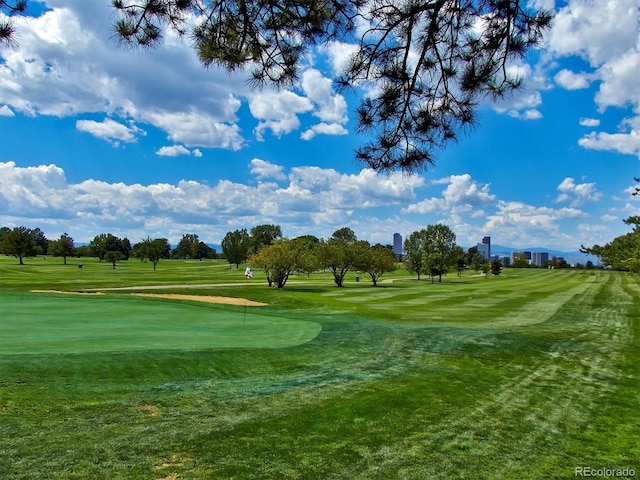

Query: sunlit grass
left=0, top=256, right=638, bottom=479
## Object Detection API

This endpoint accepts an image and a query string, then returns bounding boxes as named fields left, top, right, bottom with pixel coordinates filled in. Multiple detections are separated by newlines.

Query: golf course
left=1, top=256, right=638, bottom=479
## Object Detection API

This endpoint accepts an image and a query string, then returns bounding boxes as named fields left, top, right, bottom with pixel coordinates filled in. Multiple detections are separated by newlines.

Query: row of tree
left=0, top=228, right=216, bottom=269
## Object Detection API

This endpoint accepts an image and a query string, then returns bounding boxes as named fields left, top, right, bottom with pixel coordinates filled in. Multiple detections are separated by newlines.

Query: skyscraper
left=477, top=236, right=491, bottom=260
left=482, top=236, right=491, bottom=260
left=393, top=233, right=403, bottom=257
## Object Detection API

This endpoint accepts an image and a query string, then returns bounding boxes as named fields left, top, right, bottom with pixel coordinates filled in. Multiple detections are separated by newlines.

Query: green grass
left=0, top=292, right=321, bottom=353
left=0, top=255, right=638, bottom=479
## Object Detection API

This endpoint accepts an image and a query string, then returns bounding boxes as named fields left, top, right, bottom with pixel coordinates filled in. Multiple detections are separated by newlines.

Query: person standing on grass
left=244, top=266, right=253, bottom=278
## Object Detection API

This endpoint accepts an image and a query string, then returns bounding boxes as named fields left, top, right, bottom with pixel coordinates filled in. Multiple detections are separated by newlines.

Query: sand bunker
left=130, top=293, right=268, bottom=306
left=30, top=290, right=267, bottom=306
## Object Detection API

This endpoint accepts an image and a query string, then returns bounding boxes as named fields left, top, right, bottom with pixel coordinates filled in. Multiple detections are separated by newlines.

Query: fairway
left=0, top=291, right=322, bottom=353
left=1, top=258, right=638, bottom=480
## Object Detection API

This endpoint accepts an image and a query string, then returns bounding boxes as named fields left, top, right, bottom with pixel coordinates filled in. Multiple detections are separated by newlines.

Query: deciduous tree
left=0, top=226, right=36, bottom=264
left=173, top=233, right=199, bottom=259
left=135, top=237, right=171, bottom=270
left=319, top=228, right=366, bottom=287
left=250, top=239, right=298, bottom=288
left=356, top=243, right=397, bottom=286
left=222, top=228, right=251, bottom=268
left=250, top=224, right=283, bottom=254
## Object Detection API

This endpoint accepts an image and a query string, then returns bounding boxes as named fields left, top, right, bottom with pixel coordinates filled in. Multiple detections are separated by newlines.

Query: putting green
left=0, top=291, right=322, bottom=354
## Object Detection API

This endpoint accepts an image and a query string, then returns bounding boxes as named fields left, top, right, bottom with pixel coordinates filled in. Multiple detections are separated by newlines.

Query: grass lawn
left=0, top=256, right=638, bottom=479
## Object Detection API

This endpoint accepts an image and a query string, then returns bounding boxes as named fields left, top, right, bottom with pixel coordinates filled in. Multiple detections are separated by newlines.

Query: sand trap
left=30, top=290, right=267, bottom=306
left=130, top=293, right=268, bottom=306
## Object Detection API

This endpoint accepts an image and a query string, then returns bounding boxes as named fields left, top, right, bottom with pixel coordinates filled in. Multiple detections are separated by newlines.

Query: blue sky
left=1, top=0, right=639, bottom=253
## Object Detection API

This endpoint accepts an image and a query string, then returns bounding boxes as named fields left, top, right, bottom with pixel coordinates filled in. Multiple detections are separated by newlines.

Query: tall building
left=476, top=236, right=491, bottom=260
left=532, top=252, right=549, bottom=267
left=393, top=233, right=403, bottom=257
left=482, top=236, right=491, bottom=260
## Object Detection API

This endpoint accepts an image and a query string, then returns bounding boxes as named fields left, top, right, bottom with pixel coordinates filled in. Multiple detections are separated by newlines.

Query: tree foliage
left=49, top=233, right=76, bottom=265
left=581, top=178, right=640, bottom=273
left=0, top=226, right=37, bottom=264
left=250, top=239, right=309, bottom=288
left=221, top=228, right=251, bottom=268
left=404, top=224, right=456, bottom=281
left=172, top=233, right=199, bottom=259
left=89, top=233, right=131, bottom=262
left=110, top=0, right=552, bottom=172
left=320, top=228, right=368, bottom=287
left=135, top=237, right=171, bottom=270
left=355, top=243, right=397, bottom=286
left=250, top=224, right=283, bottom=254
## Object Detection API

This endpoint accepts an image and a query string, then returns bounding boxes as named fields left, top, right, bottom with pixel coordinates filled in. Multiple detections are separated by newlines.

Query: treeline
left=1, top=223, right=469, bottom=287
left=0, top=227, right=218, bottom=270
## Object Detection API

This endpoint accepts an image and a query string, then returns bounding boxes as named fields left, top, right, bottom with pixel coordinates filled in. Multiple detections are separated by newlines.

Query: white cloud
left=249, top=158, right=287, bottom=181
left=554, top=69, right=592, bottom=90
left=318, top=41, right=359, bottom=76
left=403, top=174, right=495, bottom=214
left=595, top=49, right=640, bottom=112
left=249, top=90, right=313, bottom=140
left=301, top=69, right=348, bottom=124
left=146, top=109, right=243, bottom=150
left=300, top=122, right=349, bottom=140
left=0, top=105, right=14, bottom=116
left=545, top=0, right=640, bottom=159
left=578, top=129, right=640, bottom=158
left=0, top=3, right=249, bottom=150
left=548, top=0, right=639, bottom=66
left=0, top=161, right=425, bottom=243
left=482, top=201, right=587, bottom=248
left=580, top=118, right=600, bottom=127
left=556, top=177, right=603, bottom=206
left=76, top=118, right=143, bottom=145
left=156, top=145, right=191, bottom=157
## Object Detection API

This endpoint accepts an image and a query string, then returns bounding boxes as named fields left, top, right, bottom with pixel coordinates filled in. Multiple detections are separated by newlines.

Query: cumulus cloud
left=0, top=3, right=254, bottom=150
left=156, top=145, right=192, bottom=157
left=249, top=69, right=349, bottom=141
left=249, top=90, right=313, bottom=140
left=403, top=174, right=495, bottom=214
left=300, top=122, right=349, bottom=140
left=554, top=69, right=592, bottom=90
left=249, top=158, right=287, bottom=181
left=546, top=0, right=640, bottom=158
left=76, top=118, right=143, bottom=145
left=578, top=129, right=640, bottom=158
left=556, top=177, right=603, bottom=206
left=580, top=118, right=600, bottom=127
left=301, top=69, right=348, bottom=124
left=481, top=200, right=587, bottom=247
left=0, top=161, right=424, bottom=243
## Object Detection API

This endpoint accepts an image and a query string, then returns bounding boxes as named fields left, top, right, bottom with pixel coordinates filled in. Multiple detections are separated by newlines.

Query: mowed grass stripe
left=0, top=263, right=637, bottom=480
